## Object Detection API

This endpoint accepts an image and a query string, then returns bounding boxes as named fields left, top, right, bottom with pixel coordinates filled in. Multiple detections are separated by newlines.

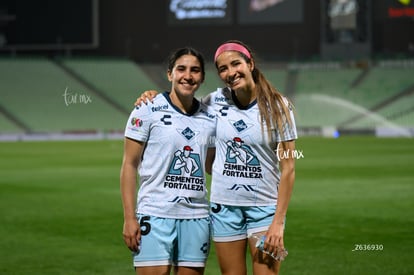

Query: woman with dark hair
left=120, top=47, right=216, bottom=275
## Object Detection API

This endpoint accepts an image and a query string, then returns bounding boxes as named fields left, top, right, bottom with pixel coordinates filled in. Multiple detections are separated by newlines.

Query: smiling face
left=167, top=54, right=203, bottom=98
left=215, top=51, right=255, bottom=92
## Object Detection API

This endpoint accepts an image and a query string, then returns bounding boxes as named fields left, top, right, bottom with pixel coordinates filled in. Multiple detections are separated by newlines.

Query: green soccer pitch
left=1, top=137, right=413, bottom=274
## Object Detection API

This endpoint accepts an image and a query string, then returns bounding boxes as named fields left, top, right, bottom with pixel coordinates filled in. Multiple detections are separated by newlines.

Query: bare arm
left=265, top=140, right=296, bottom=254
left=120, top=137, right=145, bottom=252
left=205, top=148, right=216, bottom=175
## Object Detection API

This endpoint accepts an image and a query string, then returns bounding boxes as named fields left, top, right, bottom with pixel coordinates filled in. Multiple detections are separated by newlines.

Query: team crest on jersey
left=231, top=119, right=253, bottom=132
left=180, top=127, right=196, bottom=140
left=222, top=137, right=263, bottom=180
left=130, top=117, right=143, bottom=127
left=163, top=145, right=204, bottom=193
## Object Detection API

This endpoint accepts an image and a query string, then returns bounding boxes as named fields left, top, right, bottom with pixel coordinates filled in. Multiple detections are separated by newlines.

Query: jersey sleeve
left=200, top=92, right=213, bottom=106
left=200, top=88, right=226, bottom=106
left=208, top=106, right=217, bottom=148
left=276, top=97, right=298, bottom=142
left=124, top=105, right=152, bottom=142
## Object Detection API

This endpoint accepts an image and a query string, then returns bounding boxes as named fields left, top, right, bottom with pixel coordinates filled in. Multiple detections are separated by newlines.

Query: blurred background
left=1, top=2, right=413, bottom=274
left=0, top=0, right=413, bottom=139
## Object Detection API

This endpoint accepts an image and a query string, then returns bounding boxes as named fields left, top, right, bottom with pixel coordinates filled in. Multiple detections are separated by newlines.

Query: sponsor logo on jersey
left=130, top=117, right=143, bottom=127
left=223, top=137, right=263, bottom=181
left=161, top=115, right=172, bottom=125
left=163, top=145, right=204, bottom=196
left=151, top=104, right=169, bottom=112
left=199, top=108, right=215, bottom=118
left=219, top=106, right=229, bottom=116
left=215, top=96, right=228, bottom=103
left=200, top=242, right=209, bottom=254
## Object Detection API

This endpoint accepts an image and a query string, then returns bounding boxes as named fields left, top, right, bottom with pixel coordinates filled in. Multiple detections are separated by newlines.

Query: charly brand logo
left=63, top=87, right=92, bottom=106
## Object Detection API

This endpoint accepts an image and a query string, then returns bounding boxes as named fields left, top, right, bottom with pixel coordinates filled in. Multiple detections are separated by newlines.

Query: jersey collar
left=231, top=89, right=257, bottom=110
left=163, top=91, right=200, bottom=116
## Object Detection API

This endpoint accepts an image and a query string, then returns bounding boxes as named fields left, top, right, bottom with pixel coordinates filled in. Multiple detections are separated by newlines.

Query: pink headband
left=214, top=43, right=251, bottom=62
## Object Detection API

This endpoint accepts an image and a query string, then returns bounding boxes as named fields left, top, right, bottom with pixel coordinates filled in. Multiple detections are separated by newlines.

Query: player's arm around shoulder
left=134, top=90, right=160, bottom=107
left=200, top=88, right=225, bottom=106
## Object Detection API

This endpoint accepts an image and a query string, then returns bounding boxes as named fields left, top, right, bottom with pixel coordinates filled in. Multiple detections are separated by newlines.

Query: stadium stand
left=261, top=65, right=288, bottom=95
left=0, top=57, right=127, bottom=133
left=59, top=58, right=162, bottom=112
left=344, top=67, right=414, bottom=109
left=289, top=63, right=414, bottom=130
left=294, top=66, right=361, bottom=97
left=292, top=65, right=363, bottom=127
left=1, top=57, right=413, bottom=138
left=347, top=93, right=414, bottom=128
left=0, top=112, right=24, bottom=133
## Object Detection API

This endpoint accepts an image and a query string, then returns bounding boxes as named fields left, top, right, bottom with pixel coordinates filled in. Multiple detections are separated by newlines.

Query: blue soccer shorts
left=210, top=203, right=278, bottom=242
left=132, top=214, right=210, bottom=267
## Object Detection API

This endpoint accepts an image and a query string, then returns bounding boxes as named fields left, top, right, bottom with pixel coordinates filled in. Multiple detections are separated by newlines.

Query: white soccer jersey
left=202, top=88, right=297, bottom=206
left=124, top=92, right=216, bottom=219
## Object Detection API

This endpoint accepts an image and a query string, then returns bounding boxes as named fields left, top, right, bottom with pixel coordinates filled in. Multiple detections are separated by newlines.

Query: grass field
left=1, top=137, right=413, bottom=275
